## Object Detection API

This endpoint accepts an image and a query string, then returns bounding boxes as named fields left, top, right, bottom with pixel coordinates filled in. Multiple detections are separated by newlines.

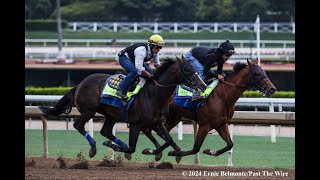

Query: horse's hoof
left=103, top=140, right=113, bottom=148
left=142, top=148, right=153, bottom=155
left=175, top=157, right=182, bottom=163
left=89, top=147, right=97, bottom=158
left=203, top=149, right=217, bottom=156
left=124, top=153, right=131, bottom=161
left=168, top=150, right=177, bottom=156
left=155, top=153, right=163, bottom=161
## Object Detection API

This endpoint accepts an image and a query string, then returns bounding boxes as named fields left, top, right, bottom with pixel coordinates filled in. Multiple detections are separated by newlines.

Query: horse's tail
left=39, top=86, right=77, bottom=116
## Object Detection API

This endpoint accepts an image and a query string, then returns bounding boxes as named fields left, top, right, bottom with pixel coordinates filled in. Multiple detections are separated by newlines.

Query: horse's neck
left=219, top=66, right=249, bottom=105
left=146, top=64, right=179, bottom=106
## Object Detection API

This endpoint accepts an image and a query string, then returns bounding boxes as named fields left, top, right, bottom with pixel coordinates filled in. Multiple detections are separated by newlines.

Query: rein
left=152, top=67, right=195, bottom=88
left=219, top=79, right=248, bottom=88
left=152, top=79, right=178, bottom=88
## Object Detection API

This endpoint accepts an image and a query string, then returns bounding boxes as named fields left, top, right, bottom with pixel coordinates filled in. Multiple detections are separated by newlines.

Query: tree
left=25, top=0, right=54, bottom=19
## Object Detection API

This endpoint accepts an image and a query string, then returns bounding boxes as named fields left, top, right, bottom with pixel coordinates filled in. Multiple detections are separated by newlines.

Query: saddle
left=101, top=74, right=146, bottom=100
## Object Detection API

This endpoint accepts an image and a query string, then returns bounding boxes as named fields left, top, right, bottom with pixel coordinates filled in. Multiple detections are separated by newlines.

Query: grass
left=25, top=129, right=295, bottom=169
left=25, top=30, right=295, bottom=41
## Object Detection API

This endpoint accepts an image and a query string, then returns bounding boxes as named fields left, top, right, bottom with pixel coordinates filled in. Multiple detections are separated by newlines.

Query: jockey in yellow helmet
left=116, top=34, right=165, bottom=98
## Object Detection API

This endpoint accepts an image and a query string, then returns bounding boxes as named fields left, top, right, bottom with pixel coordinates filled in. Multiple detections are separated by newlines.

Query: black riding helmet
left=219, top=40, right=235, bottom=56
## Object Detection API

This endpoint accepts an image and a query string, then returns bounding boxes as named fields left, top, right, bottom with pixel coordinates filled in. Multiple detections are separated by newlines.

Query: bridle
left=220, top=64, right=270, bottom=120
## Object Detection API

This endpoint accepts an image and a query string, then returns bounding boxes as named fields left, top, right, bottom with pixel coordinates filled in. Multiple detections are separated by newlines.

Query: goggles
left=154, top=45, right=162, bottom=49
left=225, top=50, right=235, bottom=56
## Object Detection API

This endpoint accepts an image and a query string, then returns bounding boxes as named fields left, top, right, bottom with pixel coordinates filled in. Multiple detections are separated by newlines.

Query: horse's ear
left=247, top=58, right=252, bottom=65
left=254, top=57, right=259, bottom=64
left=176, top=55, right=182, bottom=63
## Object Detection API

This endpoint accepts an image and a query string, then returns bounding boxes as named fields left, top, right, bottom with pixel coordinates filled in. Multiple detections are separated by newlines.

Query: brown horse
left=40, top=56, right=207, bottom=160
left=142, top=59, right=276, bottom=159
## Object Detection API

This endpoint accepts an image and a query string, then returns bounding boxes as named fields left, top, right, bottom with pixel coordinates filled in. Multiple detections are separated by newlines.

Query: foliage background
left=25, top=0, right=295, bottom=22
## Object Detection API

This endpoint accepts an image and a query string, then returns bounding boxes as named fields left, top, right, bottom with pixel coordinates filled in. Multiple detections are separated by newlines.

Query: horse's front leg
left=168, top=125, right=209, bottom=157
left=141, top=126, right=182, bottom=163
left=143, top=123, right=176, bottom=156
left=203, top=123, right=233, bottom=156
left=141, top=128, right=163, bottom=161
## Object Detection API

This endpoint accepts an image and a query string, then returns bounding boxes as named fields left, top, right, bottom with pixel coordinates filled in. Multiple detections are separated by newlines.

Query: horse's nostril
left=269, top=88, right=276, bottom=95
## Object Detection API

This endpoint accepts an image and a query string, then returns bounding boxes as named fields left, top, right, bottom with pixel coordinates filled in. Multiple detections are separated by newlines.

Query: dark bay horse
left=143, top=59, right=276, bottom=160
left=40, top=56, right=206, bottom=159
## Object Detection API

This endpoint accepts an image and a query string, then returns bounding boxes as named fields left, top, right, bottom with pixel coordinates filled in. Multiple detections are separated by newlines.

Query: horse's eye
left=184, top=67, right=191, bottom=72
left=255, top=72, right=260, bottom=76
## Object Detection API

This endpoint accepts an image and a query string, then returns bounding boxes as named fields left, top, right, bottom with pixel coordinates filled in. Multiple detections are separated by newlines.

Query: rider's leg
left=185, top=52, right=205, bottom=80
left=185, top=52, right=206, bottom=101
left=117, top=55, right=139, bottom=98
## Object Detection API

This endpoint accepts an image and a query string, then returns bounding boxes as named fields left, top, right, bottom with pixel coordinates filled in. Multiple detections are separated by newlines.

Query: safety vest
left=119, top=43, right=154, bottom=62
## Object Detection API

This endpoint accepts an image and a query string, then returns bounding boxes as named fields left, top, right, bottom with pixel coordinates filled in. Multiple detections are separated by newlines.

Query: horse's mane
left=233, top=62, right=247, bottom=72
left=153, top=58, right=176, bottom=80
left=225, top=62, right=247, bottom=78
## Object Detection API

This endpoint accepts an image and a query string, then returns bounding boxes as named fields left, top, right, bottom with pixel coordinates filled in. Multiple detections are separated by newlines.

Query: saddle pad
left=175, top=79, right=219, bottom=98
left=173, top=79, right=219, bottom=109
left=107, top=74, right=125, bottom=89
left=100, top=74, right=141, bottom=100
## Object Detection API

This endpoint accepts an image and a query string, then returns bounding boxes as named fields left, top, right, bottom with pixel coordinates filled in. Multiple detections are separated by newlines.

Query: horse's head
left=177, top=55, right=207, bottom=92
left=247, top=59, right=276, bottom=97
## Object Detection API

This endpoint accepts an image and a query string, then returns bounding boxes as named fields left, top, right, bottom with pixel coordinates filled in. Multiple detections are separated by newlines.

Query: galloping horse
left=142, top=59, right=276, bottom=159
left=40, top=56, right=206, bottom=159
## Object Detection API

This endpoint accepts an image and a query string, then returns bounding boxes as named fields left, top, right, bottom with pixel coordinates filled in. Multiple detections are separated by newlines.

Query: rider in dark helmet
left=184, top=40, right=235, bottom=100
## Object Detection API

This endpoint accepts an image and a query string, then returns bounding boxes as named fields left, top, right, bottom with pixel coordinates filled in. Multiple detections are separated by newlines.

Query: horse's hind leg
left=203, top=123, right=233, bottom=156
left=104, top=124, right=141, bottom=155
left=101, top=118, right=128, bottom=149
left=73, top=111, right=97, bottom=158
left=100, top=118, right=131, bottom=160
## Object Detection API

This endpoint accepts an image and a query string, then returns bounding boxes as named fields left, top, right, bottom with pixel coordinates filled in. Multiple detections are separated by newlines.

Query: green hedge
left=242, top=91, right=295, bottom=98
left=25, top=86, right=295, bottom=98
left=25, top=19, right=68, bottom=31
left=25, top=87, right=71, bottom=95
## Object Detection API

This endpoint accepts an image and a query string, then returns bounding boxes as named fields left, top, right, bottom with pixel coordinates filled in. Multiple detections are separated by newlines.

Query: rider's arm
left=153, top=54, right=160, bottom=68
left=134, top=47, right=152, bottom=78
left=217, top=61, right=226, bottom=77
left=134, top=46, right=147, bottom=74
left=203, top=53, right=218, bottom=78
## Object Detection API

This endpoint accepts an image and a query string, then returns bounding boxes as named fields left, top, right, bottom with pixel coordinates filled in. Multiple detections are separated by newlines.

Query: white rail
left=25, top=95, right=295, bottom=109
left=66, top=22, right=295, bottom=34
left=25, top=39, right=295, bottom=48
left=25, top=46, right=295, bottom=62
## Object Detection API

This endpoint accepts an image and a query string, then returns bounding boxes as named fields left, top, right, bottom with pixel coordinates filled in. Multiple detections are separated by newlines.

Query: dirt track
left=25, top=157, right=294, bottom=180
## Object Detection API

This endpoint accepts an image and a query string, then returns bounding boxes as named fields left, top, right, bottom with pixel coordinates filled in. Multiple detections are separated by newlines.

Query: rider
left=184, top=40, right=235, bottom=100
left=116, top=34, right=165, bottom=98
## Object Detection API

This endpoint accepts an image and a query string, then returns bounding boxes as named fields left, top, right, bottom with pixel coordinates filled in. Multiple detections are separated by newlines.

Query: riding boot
left=116, top=82, right=130, bottom=99
left=116, top=78, right=136, bottom=98
left=116, top=85, right=129, bottom=99
left=117, top=73, right=139, bottom=99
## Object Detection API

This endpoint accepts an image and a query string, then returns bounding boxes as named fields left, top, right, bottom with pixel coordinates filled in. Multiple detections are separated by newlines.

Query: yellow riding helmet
left=148, top=34, right=165, bottom=46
